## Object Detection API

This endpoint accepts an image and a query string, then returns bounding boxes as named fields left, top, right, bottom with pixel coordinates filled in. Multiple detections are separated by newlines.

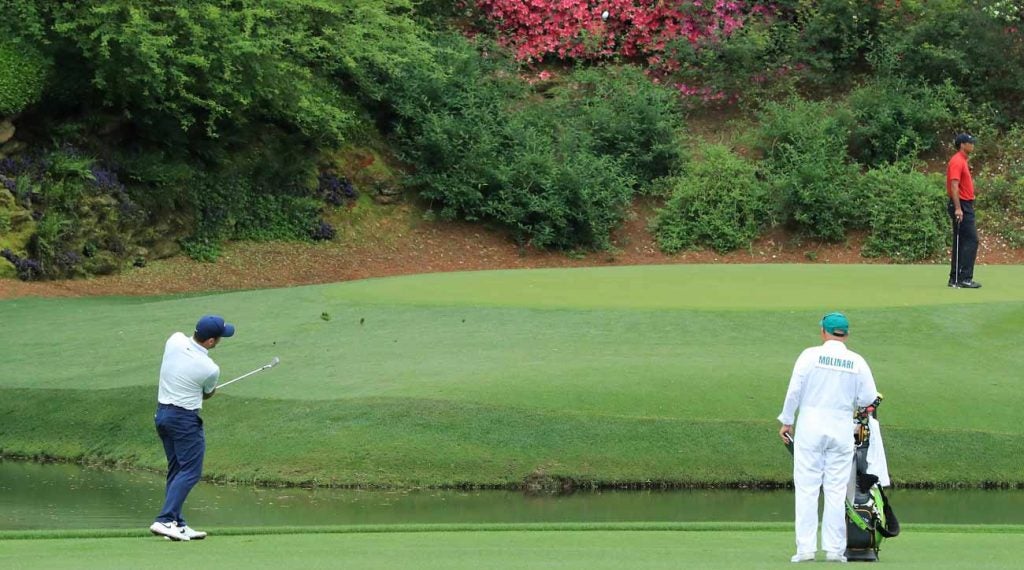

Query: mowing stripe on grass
left=3, top=522, right=1024, bottom=541
left=3, top=528, right=1024, bottom=570
left=3, top=386, right=1022, bottom=487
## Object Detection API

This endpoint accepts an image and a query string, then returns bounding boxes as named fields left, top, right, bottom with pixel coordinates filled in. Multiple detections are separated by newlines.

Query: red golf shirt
left=946, top=150, right=974, bottom=201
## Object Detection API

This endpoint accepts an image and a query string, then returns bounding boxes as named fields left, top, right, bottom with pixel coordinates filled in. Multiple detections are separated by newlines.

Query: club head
left=268, top=356, right=280, bottom=368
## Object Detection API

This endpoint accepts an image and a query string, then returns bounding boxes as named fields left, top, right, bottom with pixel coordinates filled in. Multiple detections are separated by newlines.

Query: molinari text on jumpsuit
left=817, top=356, right=857, bottom=371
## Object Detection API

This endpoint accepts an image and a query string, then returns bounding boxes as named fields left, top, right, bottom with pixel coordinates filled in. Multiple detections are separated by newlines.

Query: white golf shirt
left=157, top=332, right=220, bottom=411
left=778, top=340, right=878, bottom=426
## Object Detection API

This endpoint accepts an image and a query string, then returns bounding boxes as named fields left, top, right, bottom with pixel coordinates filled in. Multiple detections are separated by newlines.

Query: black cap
left=954, top=133, right=976, bottom=148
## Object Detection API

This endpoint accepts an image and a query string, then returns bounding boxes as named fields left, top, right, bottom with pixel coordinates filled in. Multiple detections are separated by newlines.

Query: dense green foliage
left=878, top=0, right=1024, bottom=122
left=755, top=98, right=862, bottom=241
left=391, top=46, right=679, bottom=249
left=1, top=0, right=443, bottom=274
left=1, top=0, right=1024, bottom=277
left=978, top=174, right=1024, bottom=247
left=861, top=165, right=949, bottom=261
left=47, top=0, right=435, bottom=143
left=653, top=144, right=772, bottom=253
left=0, top=40, right=49, bottom=116
left=846, top=78, right=964, bottom=167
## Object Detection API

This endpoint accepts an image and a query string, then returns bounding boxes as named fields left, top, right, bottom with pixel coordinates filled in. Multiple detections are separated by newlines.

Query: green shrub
left=387, top=34, right=524, bottom=217
left=653, top=144, right=773, bottom=253
left=184, top=141, right=322, bottom=257
left=753, top=97, right=852, bottom=163
left=483, top=137, right=635, bottom=250
left=755, top=97, right=862, bottom=241
left=192, top=180, right=322, bottom=244
left=547, top=66, right=683, bottom=185
left=861, top=165, right=948, bottom=261
left=664, top=13, right=800, bottom=109
left=179, top=236, right=221, bottom=263
left=47, top=0, right=438, bottom=143
left=846, top=78, right=968, bottom=167
left=878, top=0, right=1024, bottom=121
left=785, top=0, right=887, bottom=85
left=392, top=37, right=653, bottom=250
left=0, top=39, right=49, bottom=116
left=978, top=125, right=1024, bottom=180
left=976, top=173, right=1024, bottom=247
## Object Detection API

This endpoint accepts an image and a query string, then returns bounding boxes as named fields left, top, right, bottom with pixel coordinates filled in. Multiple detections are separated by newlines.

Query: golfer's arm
left=203, top=374, right=217, bottom=400
left=950, top=180, right=961, bottom=210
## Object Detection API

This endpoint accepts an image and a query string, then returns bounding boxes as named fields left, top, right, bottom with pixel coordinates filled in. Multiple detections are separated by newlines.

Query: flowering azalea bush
left=475, top=0, right=751, bottom=63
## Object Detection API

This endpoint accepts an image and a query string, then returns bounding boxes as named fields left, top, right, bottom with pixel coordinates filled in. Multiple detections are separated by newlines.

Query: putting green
left=2, top=265, right=1023, bottom=486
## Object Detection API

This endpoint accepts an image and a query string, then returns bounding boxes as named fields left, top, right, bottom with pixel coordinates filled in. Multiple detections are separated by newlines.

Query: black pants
left=948, top=199, right=977, bottom=283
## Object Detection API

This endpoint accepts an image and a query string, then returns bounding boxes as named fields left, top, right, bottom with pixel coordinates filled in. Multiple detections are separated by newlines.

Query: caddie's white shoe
left=791, top=552, right=815, bottom=563
left=149, top=521, right=189, bottom=541
left=825, top=552, right=848, bottom=563
left=180, top=525, right=207, bottom=540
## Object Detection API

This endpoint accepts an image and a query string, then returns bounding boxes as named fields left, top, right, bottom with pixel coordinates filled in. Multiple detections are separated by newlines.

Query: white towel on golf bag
left=865, top=417, right=890, bottom=487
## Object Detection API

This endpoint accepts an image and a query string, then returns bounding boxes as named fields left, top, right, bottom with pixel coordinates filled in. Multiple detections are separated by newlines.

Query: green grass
left=2, top=524, right=1024, bottom=569
left=2, top=265, right=1024, bottom=487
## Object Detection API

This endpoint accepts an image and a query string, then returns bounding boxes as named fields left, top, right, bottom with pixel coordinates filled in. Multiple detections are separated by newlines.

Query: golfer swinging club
left=778, top=312, right=879, bottom=563
left=149, top=314, right=235, bottom=541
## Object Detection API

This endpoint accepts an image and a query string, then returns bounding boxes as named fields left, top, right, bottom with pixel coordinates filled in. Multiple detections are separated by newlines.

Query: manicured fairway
left=2, top=525, right=1024, bottom=570
left=2, top=265, right=1023, bottom=486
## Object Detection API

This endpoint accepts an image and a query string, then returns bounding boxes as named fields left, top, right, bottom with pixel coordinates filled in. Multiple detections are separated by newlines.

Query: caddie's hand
left=955, top=209, right=963, bottom=223
left=779, top=425, right=794, bottom=445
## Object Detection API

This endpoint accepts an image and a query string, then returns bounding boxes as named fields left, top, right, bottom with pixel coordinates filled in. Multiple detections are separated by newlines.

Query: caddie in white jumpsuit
left=778, top=312, right=879, bottom=563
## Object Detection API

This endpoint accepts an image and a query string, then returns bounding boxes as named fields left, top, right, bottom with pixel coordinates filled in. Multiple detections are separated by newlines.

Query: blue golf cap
left=195, top=315, right=235, bottom=341
left=820, top=312, right=849, bottom=336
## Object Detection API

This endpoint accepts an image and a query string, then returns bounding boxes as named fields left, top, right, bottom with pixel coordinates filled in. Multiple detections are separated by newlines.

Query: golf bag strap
left=877, top=487, right=901, bottom=538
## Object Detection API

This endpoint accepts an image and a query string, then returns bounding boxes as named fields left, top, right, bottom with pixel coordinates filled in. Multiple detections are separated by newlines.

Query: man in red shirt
left=946, top=133, right=980, bottom=288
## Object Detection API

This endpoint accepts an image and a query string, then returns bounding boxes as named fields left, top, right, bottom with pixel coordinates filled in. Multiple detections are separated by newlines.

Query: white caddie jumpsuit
left=778, top=339, right=879, bottom=557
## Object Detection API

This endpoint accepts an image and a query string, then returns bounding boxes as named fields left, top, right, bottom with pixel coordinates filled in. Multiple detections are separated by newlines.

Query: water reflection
left=1, top=460, right=1022, bottom=530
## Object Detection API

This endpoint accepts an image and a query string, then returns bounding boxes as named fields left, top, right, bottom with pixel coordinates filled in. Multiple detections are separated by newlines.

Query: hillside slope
left=3, top=200, right=1023, bottom=300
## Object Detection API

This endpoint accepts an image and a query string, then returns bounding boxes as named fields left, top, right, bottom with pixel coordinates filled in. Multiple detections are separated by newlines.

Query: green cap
left=820, top=312, right=849, bottom=336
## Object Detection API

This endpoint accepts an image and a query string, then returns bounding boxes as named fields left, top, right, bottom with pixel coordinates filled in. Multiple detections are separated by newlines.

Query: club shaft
left=216, top=365, right=269, bottom=389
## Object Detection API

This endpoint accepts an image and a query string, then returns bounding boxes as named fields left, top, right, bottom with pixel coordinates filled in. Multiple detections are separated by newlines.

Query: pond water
left=2, top=461, right=1022, bottom=530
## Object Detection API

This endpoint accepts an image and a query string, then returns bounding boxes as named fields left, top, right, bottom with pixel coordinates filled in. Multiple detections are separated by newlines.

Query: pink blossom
left=476, top=0, right=750, bottom=66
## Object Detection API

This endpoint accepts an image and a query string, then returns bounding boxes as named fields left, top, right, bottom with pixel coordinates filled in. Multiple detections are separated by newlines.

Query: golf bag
left=845, top=398, right=900, bottom=562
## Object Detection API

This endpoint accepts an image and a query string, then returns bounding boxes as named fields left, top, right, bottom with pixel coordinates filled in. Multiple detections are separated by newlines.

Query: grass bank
left=2, top=265, right=1023, bottom=487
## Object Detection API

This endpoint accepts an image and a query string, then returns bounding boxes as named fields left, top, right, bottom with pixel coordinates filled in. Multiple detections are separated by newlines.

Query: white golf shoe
left=790, top=552, right=815, bottom=563
left=180, top=525, right=207, bottom=540
left=149, top=521, right=189, bottom=541
left=825, top=552, right=848, bottom=563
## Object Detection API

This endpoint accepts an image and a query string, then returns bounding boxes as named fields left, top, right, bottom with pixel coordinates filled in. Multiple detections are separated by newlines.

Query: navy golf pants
left=948, top=198, right=977, bottom=283
left=155, top=403, right=205, bottom=525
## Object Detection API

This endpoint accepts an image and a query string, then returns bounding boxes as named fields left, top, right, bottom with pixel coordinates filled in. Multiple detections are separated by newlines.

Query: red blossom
left=476, top=0, right=751, bottom=66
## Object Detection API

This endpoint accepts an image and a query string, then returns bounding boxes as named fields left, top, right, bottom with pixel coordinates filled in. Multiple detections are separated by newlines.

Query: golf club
left=215, top=357, right=280, bottom=389
left=954, top=217, right=961, bottom=286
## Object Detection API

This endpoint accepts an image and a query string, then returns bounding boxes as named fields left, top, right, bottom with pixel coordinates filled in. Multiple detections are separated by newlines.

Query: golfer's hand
left=779, top=425, right=793, bottom=445
left=955, top=209, right=963, bottom=223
